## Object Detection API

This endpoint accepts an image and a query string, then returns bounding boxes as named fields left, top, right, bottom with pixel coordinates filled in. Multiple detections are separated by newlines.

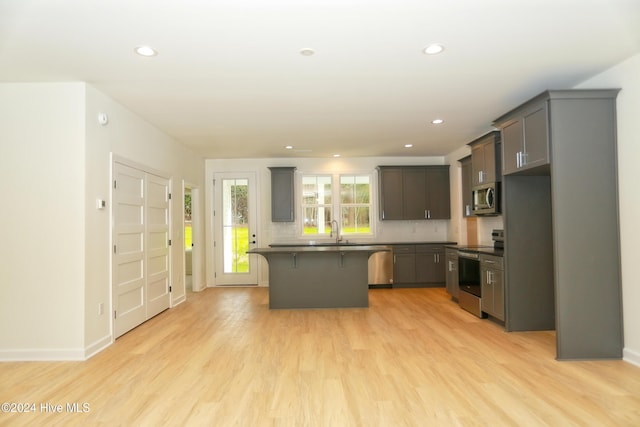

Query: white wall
left=575, top=53, right=640, bottom=366
left=205, top=156, right=452, bottom=286
left=84, top=85, right=204, bottom=355
left=0, top=82, right=204, bottom=360
left=0, top=83, right=86, bottom=359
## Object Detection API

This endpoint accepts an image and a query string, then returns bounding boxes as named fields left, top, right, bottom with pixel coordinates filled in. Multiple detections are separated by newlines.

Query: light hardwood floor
left=1, top=287, right=639, bottom=426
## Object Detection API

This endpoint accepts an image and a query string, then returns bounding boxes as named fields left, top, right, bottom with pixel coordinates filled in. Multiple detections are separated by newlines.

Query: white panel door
left=213, top=173, right=258, bottom=285
left=146, top=173, right=171, bottom=318
left=112, top=163, right=146, bottom=338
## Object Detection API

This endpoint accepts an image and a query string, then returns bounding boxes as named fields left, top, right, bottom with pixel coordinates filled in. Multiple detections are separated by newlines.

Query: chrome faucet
left=330, top=219, right=342, bottom=245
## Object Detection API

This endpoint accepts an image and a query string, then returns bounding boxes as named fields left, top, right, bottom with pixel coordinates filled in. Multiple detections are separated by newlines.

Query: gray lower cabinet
left=480, top=254, right=504, bottom=321
left=494, top=89, right=623, bottom=360
left=392, top=245, right=416, bottom=284
left=445, top=248, right=459, bottom=298
left=378, top=166, right=450, bottom=220
left=415, top=245, right=445, bottom=284
left=393, top=244, right=445, bottom=287
left=268, top=167, right=295, bottom=222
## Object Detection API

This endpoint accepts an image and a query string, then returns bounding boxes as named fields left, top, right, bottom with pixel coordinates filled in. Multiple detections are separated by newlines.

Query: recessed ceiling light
left=284, top=145, right=293, bottom=150
left=404, top=144, right=413, bottom=148
left=333, top=154, right=341, bottom=158
left=134, top=45, right=158, bottom=57
left=431, top=118, right=444, bottom=124
left=299, top=48, right=315, bottom=56
left=423, top=44, right=444, bottom=55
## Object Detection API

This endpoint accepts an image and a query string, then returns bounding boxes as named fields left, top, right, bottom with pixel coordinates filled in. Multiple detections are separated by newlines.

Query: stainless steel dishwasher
left=368, top=249, right=394, bottom=287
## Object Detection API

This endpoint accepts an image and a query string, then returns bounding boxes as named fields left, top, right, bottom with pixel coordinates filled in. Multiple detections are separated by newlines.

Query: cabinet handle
left=516, top=152, right=521, bottom=168
left=427, top=209, right=431, bottom=219
left=465, top=205, right=471, bottom=216
left=393, top=255, right=396, bottom=264
left=382, top=210, right=385, bottom=220
left=425, top=209, right=428, bottom=219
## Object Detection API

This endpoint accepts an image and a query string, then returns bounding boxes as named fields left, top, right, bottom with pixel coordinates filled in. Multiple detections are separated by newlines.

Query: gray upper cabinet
left=460, top=156, right=473, bottom=217
left=470, top=131, right=501, bottom=185
left=378, top=166, right=450, bottom=220
left=268, top=167, right=295, bottom=222
left=378, top=167, right=405, bottom=220
left=499, top=99, right=550, bottom=175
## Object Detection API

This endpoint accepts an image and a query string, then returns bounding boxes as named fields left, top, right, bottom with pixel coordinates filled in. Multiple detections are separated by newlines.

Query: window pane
left=303, top=207, right=332, bottom=235
left=341, top=206, right=370, bottom=234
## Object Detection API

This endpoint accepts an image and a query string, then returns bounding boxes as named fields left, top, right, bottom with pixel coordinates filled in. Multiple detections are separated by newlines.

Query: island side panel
left=266, top=251, right=370, bottom=309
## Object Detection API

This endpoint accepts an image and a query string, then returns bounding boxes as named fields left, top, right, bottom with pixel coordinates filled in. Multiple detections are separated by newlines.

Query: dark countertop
left=446, top=244, right=504, bottom=257
left=249, top=245, right=393, bottom=255
left=270, top=241, right=456, bottom=248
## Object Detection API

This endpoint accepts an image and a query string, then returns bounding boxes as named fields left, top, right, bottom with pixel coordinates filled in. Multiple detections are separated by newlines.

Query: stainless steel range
left=457, top=230, right=503, bottom=317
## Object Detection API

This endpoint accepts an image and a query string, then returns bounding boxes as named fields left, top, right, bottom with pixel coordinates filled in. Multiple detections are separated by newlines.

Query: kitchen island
left=247, top=245, right=392, bottom=309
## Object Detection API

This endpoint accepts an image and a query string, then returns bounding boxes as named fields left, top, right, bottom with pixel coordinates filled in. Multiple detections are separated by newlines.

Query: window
left=301, top=174, right=372, bottom=237
left=302, top=175, right=332, bottom=235
left=340, top=175, right=371, bottom=234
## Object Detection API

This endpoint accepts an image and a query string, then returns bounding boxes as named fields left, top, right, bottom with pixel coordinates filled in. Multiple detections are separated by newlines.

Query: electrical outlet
left=98, top=302, right=104, bottom=315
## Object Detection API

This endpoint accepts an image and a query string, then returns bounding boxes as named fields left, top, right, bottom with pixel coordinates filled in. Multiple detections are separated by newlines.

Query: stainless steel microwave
left=472, top=183, right=500, bottom=215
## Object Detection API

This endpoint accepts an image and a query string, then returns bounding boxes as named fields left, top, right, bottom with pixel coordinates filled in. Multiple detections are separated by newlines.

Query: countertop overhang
left=248, top=245, right=392, bottom=255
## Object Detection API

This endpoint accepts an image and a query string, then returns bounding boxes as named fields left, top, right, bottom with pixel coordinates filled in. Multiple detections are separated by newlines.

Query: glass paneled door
left=213, top=172, right=258, bottom=285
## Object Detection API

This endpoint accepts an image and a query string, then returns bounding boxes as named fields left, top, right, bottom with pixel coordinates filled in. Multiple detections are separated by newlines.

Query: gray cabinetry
left=460, top=156, right=473, bottom=217
left=480, top=254, right=504, bottom=321
left=415, top=245, right=445, bottom=284
left=392, top=245, right=415, bottom=284
left=470, top=131, right=501, bottom=185
left=378, top=167, right=404, bottom=220
left=378, top=166, right=450, bottom=220
left=445, top=248, right=459, bottom=298
left=500, top=101, right=550, bottom=175
left=268, top=167, right=295, bottom=222
left=493, top=89, right=622, bottom=360
left=393, top=244, right=446, bottom=287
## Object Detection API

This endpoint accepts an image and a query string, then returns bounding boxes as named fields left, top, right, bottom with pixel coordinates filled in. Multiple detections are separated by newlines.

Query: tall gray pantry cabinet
left=493, top=89, right=622, bottom=360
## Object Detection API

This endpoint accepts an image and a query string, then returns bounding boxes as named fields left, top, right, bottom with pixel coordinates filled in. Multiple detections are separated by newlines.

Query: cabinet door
left=471, top=143, right=485, bottom=187
left=460, top=157, right=473, bottom=217
left=502, top=119, right=523, bottom=175
left=416, top=246, right=445, bottom=284
left=482, top=142, right=497, bottom=183
left=379, top=168, right=404, bottom=220
left=393, top=254, right=416, bottom=284
left=445, top=249, right=459, bottom=297
left=269, top=167, right=295, bottom=222
left=522, top=103, right=550, bottom=170
left=491, top=268, right=504, bottom=321
left=403, top=168, right=428, bottom=220
left=425, top=167, right=451, bottom=219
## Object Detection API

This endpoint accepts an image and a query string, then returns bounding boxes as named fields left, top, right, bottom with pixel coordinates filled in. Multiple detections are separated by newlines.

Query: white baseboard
left=83, top=334, right=112, bottom=360
left=623, top=347, right=640, bottom=367
left=172, top=294, right=186, bottom=306
left=0, top=334, right=112, bottom=362
left=0, top=348, right=85, bottom=361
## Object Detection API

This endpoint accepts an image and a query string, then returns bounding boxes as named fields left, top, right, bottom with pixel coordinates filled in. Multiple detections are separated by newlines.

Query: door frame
left=211, top=172, right=260, bottom=286
left=183, top=182, right=203, bottom=292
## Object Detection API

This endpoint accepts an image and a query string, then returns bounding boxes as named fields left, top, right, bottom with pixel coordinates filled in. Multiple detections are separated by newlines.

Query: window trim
left=298, top=171, right=375, bottom=239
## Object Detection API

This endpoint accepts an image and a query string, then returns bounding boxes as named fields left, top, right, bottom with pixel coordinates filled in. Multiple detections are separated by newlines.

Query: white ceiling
left=2, top=0, right=639, bottom=159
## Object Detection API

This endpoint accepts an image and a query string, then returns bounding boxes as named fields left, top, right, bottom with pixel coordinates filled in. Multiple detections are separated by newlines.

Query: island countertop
left=247, top=245, right=392, bottom=255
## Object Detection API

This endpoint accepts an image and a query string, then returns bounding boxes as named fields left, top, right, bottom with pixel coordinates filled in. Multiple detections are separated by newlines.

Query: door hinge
left=113, top=180, right=117, bottom=189
left=168, top=193, right=172, bottom=200
left=169, top=286, right=172, bottom=292
left=114, top=310, right=117, bottom=319
left=168, top=239, right=172, bottom=246
left=113, top=245, right=116, bottom=254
